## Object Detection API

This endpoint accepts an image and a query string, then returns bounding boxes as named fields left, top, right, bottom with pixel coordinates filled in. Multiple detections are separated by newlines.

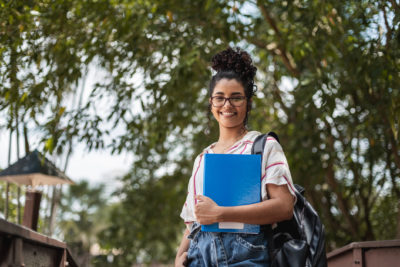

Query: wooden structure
left=0, top=149, right=74, bottom=232
left=22, top=191, right=42, bottom=231
left=327, top=239, right=400, bottom=267
left=0, top=218, right=78, bottom=267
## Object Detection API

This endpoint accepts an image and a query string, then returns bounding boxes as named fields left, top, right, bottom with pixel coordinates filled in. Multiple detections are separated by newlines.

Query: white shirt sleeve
left=180, top=154, right=201, bottom=225
left=261, top=137, right=297, bottom=202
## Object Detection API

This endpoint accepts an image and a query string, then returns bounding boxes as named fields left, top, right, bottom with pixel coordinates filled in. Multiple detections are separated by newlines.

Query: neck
left=217, top=125, right=247, bottom=144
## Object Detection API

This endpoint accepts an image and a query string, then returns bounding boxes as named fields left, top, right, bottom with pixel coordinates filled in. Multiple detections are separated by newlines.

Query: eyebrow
left=213, top=92, right=244, bottom=96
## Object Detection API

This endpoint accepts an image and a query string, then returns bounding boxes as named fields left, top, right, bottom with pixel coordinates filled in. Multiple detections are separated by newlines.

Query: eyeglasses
left=210, top=96, right=246, bottom=107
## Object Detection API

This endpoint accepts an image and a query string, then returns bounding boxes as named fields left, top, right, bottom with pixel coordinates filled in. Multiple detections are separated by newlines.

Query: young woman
left=175, top=47, right=296, bottom=266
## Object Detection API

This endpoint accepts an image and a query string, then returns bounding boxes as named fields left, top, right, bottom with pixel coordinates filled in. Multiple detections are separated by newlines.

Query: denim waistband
left=187, top=222, right=268, bottom=239
left=187, top=222, right=201, bottom=240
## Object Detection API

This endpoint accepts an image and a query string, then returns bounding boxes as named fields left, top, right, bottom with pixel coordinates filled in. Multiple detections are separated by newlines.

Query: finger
left=196, top=195, right=209, bottom=202
left=182, top=252, right=188, bottom=266
left=195, top=195, right=204, bottom=200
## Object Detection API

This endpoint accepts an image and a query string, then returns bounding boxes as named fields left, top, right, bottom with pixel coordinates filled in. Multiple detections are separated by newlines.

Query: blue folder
left=201, top=154, right=261, bottom=234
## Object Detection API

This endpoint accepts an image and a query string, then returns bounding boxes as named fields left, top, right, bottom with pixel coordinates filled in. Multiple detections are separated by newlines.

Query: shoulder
left=193, top=152, right=205, bottom=164
left=256, top=133, right=284, bottom=157
left=264, top=136, right=283, bottom=149
left=261, top=136, right=286, bottom=166
left=265, top=135, right=280, bottom=146
left=193, top=143, right=214, bottom=163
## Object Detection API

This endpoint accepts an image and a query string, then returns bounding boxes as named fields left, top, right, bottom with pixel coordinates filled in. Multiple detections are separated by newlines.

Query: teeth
left=221, top=112, right=235, bottom=116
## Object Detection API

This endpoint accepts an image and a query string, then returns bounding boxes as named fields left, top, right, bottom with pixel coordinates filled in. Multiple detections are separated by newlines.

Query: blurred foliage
left=0, top=182, right=22, bottom=222
left=57, top=180, right=109, bottom=267
left=1, top=0, right=399, bottom=265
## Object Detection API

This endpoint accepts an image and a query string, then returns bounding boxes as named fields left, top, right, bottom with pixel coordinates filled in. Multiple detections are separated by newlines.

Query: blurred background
left=0, top=0, right=399, bottom=266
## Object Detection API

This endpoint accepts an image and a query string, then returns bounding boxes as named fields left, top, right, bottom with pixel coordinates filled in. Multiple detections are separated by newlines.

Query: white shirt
left=180, top=131, right=297, bottom=225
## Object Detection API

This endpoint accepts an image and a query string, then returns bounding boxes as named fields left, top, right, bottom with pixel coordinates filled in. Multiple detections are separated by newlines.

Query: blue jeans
left=187, top=223, right=270, bottom=266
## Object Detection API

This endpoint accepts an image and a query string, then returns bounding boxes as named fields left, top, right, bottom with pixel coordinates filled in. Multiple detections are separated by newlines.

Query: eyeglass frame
left=210, top=95, right=247, bottom=107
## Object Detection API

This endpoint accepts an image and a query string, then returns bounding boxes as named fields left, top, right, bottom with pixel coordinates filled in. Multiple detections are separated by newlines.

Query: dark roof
left=0, top=150, right=71, bottom=181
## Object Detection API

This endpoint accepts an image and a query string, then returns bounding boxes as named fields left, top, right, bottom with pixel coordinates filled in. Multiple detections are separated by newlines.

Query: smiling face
left=209, top=78, right=249, bottom=130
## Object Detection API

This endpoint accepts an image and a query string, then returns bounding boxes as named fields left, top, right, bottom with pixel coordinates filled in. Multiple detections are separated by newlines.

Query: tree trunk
left=23, top=122, right=30, bottom=154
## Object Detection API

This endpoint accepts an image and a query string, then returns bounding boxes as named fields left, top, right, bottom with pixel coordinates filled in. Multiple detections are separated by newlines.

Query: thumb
left=195, top=195, right=206, bottom=201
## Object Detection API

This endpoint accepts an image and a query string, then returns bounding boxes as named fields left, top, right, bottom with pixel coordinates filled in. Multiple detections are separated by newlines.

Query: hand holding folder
left=202, top=154, right=261, bottom=234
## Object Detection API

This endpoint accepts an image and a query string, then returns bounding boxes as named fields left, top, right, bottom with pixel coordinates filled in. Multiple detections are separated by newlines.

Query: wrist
left=217, top=206, right=226, bottom=222
left=218, top=206, right=236, bottom=222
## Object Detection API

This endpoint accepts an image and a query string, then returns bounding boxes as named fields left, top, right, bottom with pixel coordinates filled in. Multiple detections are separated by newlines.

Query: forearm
left=218, top=197, right=293, bottom=225
left=195, top=184, right=294, bottom=225
left=175, top=228, right=190, bottom=262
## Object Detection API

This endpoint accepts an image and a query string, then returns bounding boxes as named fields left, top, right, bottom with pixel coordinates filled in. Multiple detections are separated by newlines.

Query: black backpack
left=251, top=132, right=327, bottom=267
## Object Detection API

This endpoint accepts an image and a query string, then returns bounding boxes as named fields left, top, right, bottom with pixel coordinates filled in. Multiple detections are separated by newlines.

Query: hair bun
left=211, top=47, right=257, bottom=82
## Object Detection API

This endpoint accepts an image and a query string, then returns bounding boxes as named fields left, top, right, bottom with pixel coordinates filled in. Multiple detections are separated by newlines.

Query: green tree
left=100, top=1, right=400, bottom=260
left=246, top=0, right=400, bottom=247
left=1, top=0, right=399, bottom=264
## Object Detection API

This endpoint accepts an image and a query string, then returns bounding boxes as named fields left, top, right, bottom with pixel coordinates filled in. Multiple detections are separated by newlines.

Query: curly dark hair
left=208, top=47, right=257, bottom=127
left=209, top=47, right=257, bottom=98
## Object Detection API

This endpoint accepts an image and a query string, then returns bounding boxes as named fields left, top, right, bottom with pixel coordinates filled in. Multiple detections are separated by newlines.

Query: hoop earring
left=243, top=99, right=252, bottom=128
left=243, top=112, right=249, bottom=129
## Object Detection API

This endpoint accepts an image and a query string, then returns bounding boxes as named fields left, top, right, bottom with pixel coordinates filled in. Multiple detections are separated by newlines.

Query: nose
left=223, top=98, right=233, bottom=107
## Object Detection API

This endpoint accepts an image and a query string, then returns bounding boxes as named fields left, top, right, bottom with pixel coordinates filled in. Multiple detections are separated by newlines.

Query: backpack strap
left=267, top=131, right=280, bottom=144
left=252, top=131, right=280, bottom=261
left=251, top=133, right=267, bottom=155
left=251, top=131, right=280, bottom=157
